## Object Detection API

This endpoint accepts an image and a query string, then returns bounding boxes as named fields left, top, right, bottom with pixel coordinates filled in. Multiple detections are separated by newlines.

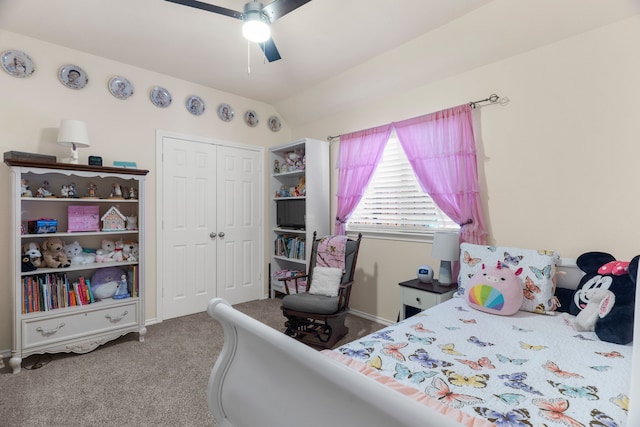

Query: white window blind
left=346, top=134, right=459, bottom=236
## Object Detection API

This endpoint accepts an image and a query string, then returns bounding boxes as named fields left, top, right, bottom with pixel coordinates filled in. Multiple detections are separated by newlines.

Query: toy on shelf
left=113, top=240, right=125, bottom=262
left=22, top=242, right=42, bottom=268
left=126, top=215, right=138, bottom=230
left=123, top=241, right=139, bottom=261
left=113, top=274, right=131, bottom=299
left=85, top=182, right=98, bottom=198
left=128, top=186, right=137, bottom=199
left=36, top=180, right=54, bottom=198
left=21, top=179, right=33, bottom=197
left=101, top=206, right=126, bottom=231
left=110, top=183, right=124, bottom=199
left=64, top=241, right=96, bottom=265
left=41, top=237, right=71, bottom=268
left=95, top=239, right=116, bottom=262
left=91, top=266, right=127, bottom=300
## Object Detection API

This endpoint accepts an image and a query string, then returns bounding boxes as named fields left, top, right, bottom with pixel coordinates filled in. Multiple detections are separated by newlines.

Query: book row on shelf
left=21, top=267, right=138, bottom=314
left=274, top=235, right=305, bottom=260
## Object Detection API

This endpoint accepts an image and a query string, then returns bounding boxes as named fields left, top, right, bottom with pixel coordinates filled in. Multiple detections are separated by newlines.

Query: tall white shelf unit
left=269, top=138, right=330, bottom=297
left=6, top=159, right=148, bottom=373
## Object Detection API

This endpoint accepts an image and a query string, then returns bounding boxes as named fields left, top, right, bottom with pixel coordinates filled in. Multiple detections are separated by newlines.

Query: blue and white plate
left=186, top=95, right=205, bottom=116
left=1, top=49, right=35, bottom=78
left=150, top=86, right=172, bottom=108
left=58, top=64, right=88, bottom=89
left=108, top=75, right=134, bottom=100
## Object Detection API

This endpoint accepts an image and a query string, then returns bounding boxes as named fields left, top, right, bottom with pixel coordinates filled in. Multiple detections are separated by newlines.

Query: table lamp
left=431, top=231, right=459, bottom=285
left=57, top=119, right=90, bottom=164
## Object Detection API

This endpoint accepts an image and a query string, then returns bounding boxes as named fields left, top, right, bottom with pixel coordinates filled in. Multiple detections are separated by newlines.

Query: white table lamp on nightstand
left=432, top=231, right=459, bottom=286
left=57, top=119, right=90, bottom=164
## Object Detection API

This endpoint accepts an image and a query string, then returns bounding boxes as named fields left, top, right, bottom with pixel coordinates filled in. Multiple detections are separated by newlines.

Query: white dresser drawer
left=22, top=302, right=138, bottom=349
left=402, top=287, right=439, bottom=310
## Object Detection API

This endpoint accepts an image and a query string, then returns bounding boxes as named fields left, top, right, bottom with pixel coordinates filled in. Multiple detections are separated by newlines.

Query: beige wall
left=0, top=30, right=291, bottom=353
left=292, top=16, right=640, bottom=323
left=1, top=14, right=639, bottom=351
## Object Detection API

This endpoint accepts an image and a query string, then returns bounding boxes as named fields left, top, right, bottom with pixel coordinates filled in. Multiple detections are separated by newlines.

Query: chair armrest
left=278, top=273, right=310, bottom=294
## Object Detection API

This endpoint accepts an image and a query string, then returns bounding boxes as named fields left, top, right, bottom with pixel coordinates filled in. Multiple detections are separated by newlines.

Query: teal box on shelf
left=27, top=219, right=58, bottom=234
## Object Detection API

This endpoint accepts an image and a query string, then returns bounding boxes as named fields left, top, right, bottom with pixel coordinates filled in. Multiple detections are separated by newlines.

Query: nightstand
left=398, top=278, right=458, bottom=320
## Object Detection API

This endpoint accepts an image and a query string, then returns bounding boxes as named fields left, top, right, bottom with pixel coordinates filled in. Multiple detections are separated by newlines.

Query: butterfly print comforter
left=329, top=298, right=631, bottom=427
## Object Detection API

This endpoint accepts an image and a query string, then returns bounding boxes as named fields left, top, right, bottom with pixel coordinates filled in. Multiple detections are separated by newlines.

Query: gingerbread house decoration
left=101, top=206, right=127, bottom=231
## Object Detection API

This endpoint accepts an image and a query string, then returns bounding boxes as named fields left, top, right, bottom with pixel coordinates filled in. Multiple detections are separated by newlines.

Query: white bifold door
left=160, top=134, right=263, bottom=320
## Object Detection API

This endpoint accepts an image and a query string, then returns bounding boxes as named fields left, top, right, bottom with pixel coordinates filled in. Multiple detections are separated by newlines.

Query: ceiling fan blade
left=164, top=0, right=243, bottom=20
left=260, top=38, right=282, bottom=62
left=262, top=0, right=312, bottom=22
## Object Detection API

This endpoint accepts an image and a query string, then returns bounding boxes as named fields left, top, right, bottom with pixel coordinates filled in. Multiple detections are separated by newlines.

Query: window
left=346, top=133, right=459, bottom=238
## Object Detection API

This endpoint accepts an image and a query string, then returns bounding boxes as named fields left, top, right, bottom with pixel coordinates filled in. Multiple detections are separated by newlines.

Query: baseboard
left=348, top=308, right=394, bottom=326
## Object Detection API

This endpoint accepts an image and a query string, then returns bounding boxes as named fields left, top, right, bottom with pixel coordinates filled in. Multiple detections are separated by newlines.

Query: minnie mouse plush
left=555, top=252, right=638, bottom=345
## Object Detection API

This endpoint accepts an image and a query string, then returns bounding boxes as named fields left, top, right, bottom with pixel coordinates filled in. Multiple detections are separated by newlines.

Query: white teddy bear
left=64, top=241, right=96, bottom=265
left=95, top=239, right=116, bottom=262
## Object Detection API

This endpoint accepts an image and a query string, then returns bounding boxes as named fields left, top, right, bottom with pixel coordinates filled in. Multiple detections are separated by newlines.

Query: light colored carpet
left=0, top=298, right=384, bottom=426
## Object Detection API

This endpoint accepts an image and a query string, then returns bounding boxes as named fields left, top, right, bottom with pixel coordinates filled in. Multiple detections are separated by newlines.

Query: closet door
left=215, top=145, right=262, bottom=305
left=161, top=136, right=218, bottom=319
left=160, top=135, right=263, bottom=319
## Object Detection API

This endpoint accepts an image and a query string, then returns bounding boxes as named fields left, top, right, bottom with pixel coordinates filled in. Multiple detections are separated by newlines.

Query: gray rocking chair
left=280, top=232, right=362, bottom=349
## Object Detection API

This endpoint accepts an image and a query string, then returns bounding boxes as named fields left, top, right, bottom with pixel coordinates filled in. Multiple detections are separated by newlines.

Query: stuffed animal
left=122, top=241, right=139, bottom=261
left=22, top=242, right=42, bottom=268
left=112, top=240, right=124, bottom=262
left=41, top=237, right=71, bottom=268
left=21, top=255, right=38, bottom=272
left=91, top=266, right=126, bottom=299
left=466, top=262, right=524, bottom=316
left=64, top=241, right=96, bottom=265
left=95, top=239, right=116, bottom=262
left=573, top=287, right=615, bottom=332
left=555, top=252, right=639, bottom=345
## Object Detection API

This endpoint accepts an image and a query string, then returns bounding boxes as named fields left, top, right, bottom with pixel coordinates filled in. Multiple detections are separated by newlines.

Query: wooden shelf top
left=5, top=159, right=149, bottom=176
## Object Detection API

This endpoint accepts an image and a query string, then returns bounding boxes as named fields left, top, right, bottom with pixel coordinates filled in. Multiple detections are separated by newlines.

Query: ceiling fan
left=165, top=0, right=312, bottom=62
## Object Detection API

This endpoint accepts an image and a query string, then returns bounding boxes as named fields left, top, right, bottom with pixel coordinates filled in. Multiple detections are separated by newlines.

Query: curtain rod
left=327, top=93, right=502, bottom=141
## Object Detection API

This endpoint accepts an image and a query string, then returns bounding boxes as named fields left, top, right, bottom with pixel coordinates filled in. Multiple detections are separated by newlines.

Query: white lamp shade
left=242, top=2, right=270, bottom=43
left=432, top=231, right=459, bottom=285
left=431, top=231, right=459, bottom=261
left=57, top=119, right=90, bottom=148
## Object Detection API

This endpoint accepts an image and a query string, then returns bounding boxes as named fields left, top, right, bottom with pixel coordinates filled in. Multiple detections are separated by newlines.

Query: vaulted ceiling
left=1, top=0, right=638, bottom=128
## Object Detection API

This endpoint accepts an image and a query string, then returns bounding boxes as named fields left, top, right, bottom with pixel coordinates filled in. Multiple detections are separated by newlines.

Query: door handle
left=210, top=232, right=217, bottom=239
left=218, top=232, right=225, bottom=238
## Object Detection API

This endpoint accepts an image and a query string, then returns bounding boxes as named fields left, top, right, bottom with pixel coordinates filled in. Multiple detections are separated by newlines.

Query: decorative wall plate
left=186, top=95, right=205, bottom=116
left=108, top=75, right=134, bottom=100
left=150, top=86, right=172, bottom=108
left=58, top=64, right=88, bottom=89
left=268, top=115, right=281, bottom=132
left=1, top=49, right=35, bottom=78
left=217, top=103, right=234, bottom=122
left=244, top=110, right=259, bottom=127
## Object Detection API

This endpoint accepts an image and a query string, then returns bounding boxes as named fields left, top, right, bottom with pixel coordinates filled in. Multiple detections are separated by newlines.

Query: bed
left=206, top=255, right=639, bottom=427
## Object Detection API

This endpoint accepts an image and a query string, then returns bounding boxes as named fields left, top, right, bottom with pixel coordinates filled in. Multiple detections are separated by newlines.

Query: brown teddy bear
left=41, top=237, right=71, bottom=268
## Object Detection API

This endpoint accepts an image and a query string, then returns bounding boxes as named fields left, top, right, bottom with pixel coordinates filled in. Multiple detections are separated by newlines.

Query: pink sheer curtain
left=394, top=104, right=487, bottom=244
left=335, top=124, right=392, bottom=235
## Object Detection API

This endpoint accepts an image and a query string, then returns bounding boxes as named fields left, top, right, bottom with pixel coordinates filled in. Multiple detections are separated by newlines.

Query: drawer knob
left=36, top=322, right=66, bottom=336
left=416, top=297, right=421, bottom=303
left=105, top=310, right=129, bottom=322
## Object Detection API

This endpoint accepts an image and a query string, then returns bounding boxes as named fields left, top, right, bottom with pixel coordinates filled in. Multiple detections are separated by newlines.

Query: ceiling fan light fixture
left=242, top=2, right=270, bottom=43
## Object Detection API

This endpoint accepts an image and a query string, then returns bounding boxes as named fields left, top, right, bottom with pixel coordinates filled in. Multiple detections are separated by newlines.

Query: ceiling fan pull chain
left=247, top=39, right=251, bottom=75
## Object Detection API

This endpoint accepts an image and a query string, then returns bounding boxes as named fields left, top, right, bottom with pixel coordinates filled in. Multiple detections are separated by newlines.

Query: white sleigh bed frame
left=206, top=260, right=640, bottom=427
left=206, top=298, right=461, bottom=427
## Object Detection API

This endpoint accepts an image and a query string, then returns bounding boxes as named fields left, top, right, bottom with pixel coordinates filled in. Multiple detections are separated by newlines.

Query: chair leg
left=323, top=313, right=349, bottom=348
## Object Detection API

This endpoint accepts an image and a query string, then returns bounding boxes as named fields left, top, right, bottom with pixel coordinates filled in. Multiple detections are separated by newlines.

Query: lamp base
left=437, top=260, right=456, bottom=286
left=61, top=156, right=79, bottom=164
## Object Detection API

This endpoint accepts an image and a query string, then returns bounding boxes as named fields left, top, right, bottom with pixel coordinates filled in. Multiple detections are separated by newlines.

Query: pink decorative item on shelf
left=101, top=206, right=126, bottom=231
left=67, top=205, right=100, bottom=232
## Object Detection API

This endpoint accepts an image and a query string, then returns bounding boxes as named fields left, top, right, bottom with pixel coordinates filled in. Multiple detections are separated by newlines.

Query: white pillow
left=309, top=267, right=343, bottom=297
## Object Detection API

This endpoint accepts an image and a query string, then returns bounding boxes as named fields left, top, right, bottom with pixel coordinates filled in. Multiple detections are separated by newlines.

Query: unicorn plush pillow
left=466, top=264, right=524, bottom=316
left=458, top=243, right=560, bottom=314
